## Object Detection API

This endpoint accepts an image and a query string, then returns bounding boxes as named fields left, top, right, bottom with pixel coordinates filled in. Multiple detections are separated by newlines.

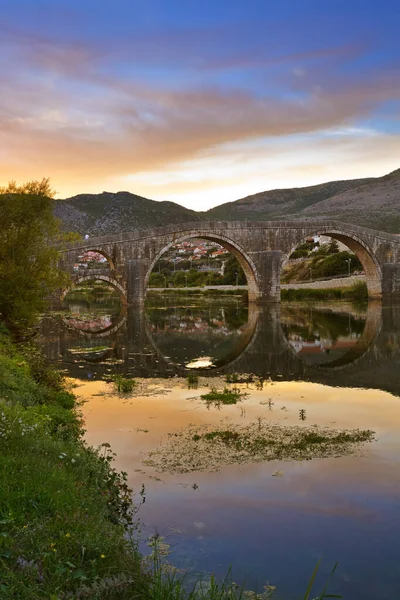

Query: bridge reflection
left=38, top=302, right=400, bottom=395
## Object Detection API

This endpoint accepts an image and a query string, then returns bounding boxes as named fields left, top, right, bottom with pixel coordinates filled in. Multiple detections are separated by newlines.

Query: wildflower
left=65, top=533, right=70, bottom=538
left=100, top=554, right=105, bottom=559
left=50, top=543, right=56, bottom=548
left=23, top=525, right=28, bottom=529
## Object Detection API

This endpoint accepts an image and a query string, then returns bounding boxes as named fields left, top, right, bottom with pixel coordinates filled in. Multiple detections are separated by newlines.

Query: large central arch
left=144, top=232, right=260, bottom=301
left=285, top=228, right=383, bottom=298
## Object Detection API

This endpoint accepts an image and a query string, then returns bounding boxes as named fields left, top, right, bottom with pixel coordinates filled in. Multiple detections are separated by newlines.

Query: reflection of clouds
left=79, top=378, right=400, bottom=541
left=186, top=357, right=214, bottom=369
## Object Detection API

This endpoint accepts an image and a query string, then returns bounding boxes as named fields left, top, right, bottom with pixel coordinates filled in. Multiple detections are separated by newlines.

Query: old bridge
left=57, top=220, right=400, bottom=303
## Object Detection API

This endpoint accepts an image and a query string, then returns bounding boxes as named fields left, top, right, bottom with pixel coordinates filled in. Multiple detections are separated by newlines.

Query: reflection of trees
left=146, top=305, right=248, bottom=335
left=62, top=285, right=122, bottom=332
left=281, top=307, right=366, bottom=344
left=146, top=303, right=249, bottom=368
left=63, top=286, right=121, bottom=310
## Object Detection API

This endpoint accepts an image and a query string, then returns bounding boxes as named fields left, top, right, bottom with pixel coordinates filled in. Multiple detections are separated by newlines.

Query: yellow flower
left=23, top=525, right=28, bottom=529
left=65, top=533, right=70, bottom=538
left=50, top=543, right=56, bottom=548
left=100, top=554, right=105, bottom=559
left=53, top=548, right=57, bottom=553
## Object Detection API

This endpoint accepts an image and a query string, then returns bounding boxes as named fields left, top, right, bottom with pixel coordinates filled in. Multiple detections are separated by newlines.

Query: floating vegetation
left=144, top=420, right=375, bottom=473
left=299, top=408, right=307, bottom=421
left=111, top=375, right=136, bottom=394
left=200, top=386, right=248, bottom=406
left=187, top=373, right=199, bottom=389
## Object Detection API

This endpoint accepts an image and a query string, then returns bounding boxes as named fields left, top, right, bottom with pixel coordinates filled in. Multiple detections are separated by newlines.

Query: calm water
left=38, top=293, right=400, bottom=599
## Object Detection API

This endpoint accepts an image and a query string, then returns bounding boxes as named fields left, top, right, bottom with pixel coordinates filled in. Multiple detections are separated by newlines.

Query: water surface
left=38, top=294, right=400, bottom=599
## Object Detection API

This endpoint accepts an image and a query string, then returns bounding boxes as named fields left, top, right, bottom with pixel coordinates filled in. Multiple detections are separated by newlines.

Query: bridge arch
left=284, top=228, right=382, bottom=298
left=75, top=248, right=116, bottom=271
left=61, top=274, right=127, bottom=303
left=145, top=232, right=260, bottom=301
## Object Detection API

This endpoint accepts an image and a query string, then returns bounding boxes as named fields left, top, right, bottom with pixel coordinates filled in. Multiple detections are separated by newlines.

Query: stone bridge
left=57, top=220, right=400, bottom=303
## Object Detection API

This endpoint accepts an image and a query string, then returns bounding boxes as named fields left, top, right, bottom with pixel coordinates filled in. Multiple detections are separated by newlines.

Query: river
left=38, top=289, right=400, bottom=599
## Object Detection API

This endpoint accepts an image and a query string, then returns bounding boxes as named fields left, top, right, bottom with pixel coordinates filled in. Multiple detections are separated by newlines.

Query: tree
left=0, top=179, right=69, bottom=330
left=328, top=239, right=340, bottom=254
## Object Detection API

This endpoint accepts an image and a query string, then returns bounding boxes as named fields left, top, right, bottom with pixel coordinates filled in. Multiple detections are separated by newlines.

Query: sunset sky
left=1, top=0, right=399, bottom=209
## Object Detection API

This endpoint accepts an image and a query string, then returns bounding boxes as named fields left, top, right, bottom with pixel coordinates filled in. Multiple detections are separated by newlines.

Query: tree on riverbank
left=0, top=178, right=71, bottom=330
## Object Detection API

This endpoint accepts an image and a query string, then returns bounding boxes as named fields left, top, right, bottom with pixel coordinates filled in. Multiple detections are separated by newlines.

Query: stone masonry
left=57, top=220, right=400, bottom=304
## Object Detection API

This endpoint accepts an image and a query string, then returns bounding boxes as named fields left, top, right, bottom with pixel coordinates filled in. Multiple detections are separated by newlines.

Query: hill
left=54, top=168, right=400, bottom=235
left=205, top=169, right=400, bottom=232
left=54, top=191, right=202, bottom=237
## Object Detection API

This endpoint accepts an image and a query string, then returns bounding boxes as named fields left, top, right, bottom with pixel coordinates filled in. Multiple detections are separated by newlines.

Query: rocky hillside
left=55, top=168, right=400, bottom=235
left=205, top=168, right=400, bottom=232
left=54, top=191, right=202, bottom=237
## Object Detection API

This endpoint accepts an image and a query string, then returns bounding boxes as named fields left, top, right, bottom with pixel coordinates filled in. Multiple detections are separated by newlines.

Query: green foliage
left=311, top=251, right=362, bottom=279
left=290, top=248, right=309, bottom=259
left=0, top=332, right=145, bottom=599
left=221, top=255, right=246, bottom=285
left=112, top=375, right=136, bottom=394
left=0, top=177, right=56, bottom=197
left=187, top=373, right=199, bottom=389
left=281, top=281, right=368, bottom=302
left=149, top=253, right=246, bottom=288
left=342, top=281, right=368, bottom=302
left=289, top=240, right=316, bottom=259
left=0, top=179, right=69, bottom=330
left=200, top=387, right=247, bottom=406
left=328, top=239, right=340, bottom=254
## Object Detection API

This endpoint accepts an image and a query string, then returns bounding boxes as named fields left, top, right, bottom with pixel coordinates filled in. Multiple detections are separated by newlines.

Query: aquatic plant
left=200, top=387, right=248, bottom=406
left=145, top=420, right=375, bottom=474
left=187, top=373, right=199, bottom=389
left=112, top=375, right=136, bottom=394
left=299, top=408, right=307, bottom=421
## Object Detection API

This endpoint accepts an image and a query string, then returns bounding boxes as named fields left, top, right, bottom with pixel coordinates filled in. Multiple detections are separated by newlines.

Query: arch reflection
left=145, top=296, right=258, bottom=370
left=62, top=281, right=125, bottom=335
left=280, top=302, right=381, bottom=369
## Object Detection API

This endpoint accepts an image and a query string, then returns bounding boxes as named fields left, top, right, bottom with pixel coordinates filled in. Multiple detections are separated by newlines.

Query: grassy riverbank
left=281, top=281, right=368, bottom=302
left=0, top=329, right=145, bottom=599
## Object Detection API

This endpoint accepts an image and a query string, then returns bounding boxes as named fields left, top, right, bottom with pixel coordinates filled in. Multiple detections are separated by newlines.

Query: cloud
left=0, top=22, right=399, bottom=204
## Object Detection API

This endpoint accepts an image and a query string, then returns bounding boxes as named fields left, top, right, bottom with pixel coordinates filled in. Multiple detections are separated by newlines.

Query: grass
left=146, top=288, right=248, bottom=299
left=281, top=281, right=368, bottom=302
left=0, top=330, right=144, bottom=599
left=200, top=387, right=248, bottom=406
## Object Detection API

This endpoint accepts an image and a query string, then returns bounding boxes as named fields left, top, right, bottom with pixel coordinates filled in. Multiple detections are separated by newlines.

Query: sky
left=0, top=0, right=399, bottom=209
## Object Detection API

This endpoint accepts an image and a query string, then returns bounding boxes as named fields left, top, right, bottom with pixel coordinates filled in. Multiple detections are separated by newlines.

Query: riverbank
left=281, top=281, right=367, bottom=301
left=0, top=329, right=145, bottom=599
left=147, top=280, right=368, bottom=302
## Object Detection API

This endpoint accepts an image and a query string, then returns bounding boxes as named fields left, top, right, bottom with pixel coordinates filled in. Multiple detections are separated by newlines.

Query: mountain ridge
left=55, top=168, right=400, bottom=235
